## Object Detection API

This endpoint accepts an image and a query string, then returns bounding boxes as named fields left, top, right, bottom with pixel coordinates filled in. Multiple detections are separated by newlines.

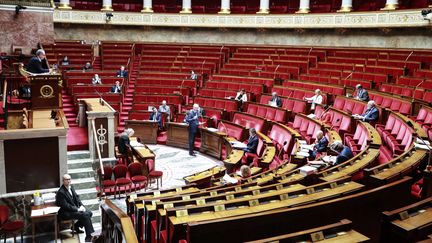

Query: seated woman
left=91, top=74, right=102, bottom=85
left=304, top=89, right=323, bottom=111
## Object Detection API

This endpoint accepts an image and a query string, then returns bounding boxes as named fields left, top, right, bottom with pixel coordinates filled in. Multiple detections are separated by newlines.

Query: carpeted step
left=123, top=102, right=132, bottom=106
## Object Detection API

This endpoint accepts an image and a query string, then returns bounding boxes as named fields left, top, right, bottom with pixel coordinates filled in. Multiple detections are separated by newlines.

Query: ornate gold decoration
left=101, top=5, right=113, bottom=11
left=40, top=85, right=54, bottom=98
left=218, top=8, right=231, bottom=14
left=180, top=8, right=192, bottom=14
left=256, top=9, right=269, bottom=14
left=141, top=7, right=153, bottom=13
left=381, top=3, right=398, bottom=11
left=337, top=6, right=352, bottom=12
left=296, top=8, right=310, bottom=14
left=58, top=3, right=72, bottom=9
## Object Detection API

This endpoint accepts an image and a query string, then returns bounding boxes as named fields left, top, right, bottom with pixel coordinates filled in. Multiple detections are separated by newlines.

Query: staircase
left=92, top=56, right=102, bottom=70
left=117, top=58, right=139, bottom=132
left=62, top=89, right=78, bottom=127
left=67, top=150, right=101, bottom=224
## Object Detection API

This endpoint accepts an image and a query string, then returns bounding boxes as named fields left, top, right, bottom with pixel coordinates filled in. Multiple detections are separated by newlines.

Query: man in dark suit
left=116, top=65, right=128, bottom=78
left=149, top=107, right=162, bottom=129
left=185, top=104, right=201, bottom=156
left=309, top=130, right=328, bottom=160
left=26, top=49, right=49, bottom=74
left=56, top=174, right=95, bottom=242
left=330, top=142, right=354, bottom=166
left=355, top=84, right=369, bottom=102
left=269, top=92, right=282, bottom=107
left=243, top=128, right=259, bottom=154
left=354, top=100, right=379, bottom=123
left=111, top=81, right=122, bottom=93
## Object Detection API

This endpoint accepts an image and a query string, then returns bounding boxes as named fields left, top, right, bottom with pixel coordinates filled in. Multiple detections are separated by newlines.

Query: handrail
left=91, top=119, right=104, bottom=177
left=100, top=199, right=138, bottom=243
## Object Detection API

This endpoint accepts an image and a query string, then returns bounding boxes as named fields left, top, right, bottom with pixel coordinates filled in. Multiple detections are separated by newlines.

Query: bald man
left=185, top=104, right=201, bottom=156
left=354, top=100, right=379, bottom=123
left=26, top=49, right=49, bottom=74
left=56, top=174, right=95, bottom=242
left=309, top=130, right=329, bottom=160
left=269, top=92, right=282, bottom=107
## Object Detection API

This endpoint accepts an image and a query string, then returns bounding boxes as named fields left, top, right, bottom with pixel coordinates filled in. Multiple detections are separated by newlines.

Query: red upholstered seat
left=0, top=205, right=24, bottom=242
left=128, top=162, right=148, bottom=192
left=113, top=164, right=132, bottom=198
left=147, top=159, right=163, bottom=189
left=149, top=171, right=163, bottom=177
left=1, top=221, right=24, bottom=231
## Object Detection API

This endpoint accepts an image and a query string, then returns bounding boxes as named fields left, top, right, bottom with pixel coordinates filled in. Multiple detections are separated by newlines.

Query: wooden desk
left=31, top=110, right=56, bottom=129
left=184, top=166, right=226, bottom=185
left=125, top=120, right=158, bottom=144
left=130, top=142, right=156, bottom=174
left=31, top=205, right=58, bottom=243
left=391, top=207, right=432, bottom=232
left=166, top=122, right=190, bottom=149
left=200, top=128, right=225, bottom=159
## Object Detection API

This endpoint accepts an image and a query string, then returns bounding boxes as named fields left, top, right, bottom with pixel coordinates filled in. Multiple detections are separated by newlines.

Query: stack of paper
left=130, top=141, right=144, bottom=147
left=223, top=173, right=239, bottom=184
left=299, top=165, right=318, bottom=176
left=322, top=156, right=337, bottom=164
left=231, top=141, right=247, bottom=149
left=206, top=127, right=218, bottom=132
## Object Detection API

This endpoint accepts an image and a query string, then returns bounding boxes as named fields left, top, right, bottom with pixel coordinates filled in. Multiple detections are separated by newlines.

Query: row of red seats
left=66, top=77, right=124, bottom=86
left=376, top=113, right=414, bottom=157
left=368, top=91, right=411, bottom=115
left=132, top=103, right=177, bottom=115
left=232, top=112, right=267, bottom=134
left=211, top=75, right=273, bottom=88
left=246, top=103, right=287, bottom=124
left=282, top=80, right=345, bottom=97
left=268, top=123, right=297, bottom=162
left=138, top=72, right=191, bottom=80
left=344, top=122, right=372, bottom=155
left=397, top=76, right=432, bottom=89
left=235, top=48, right=327, bottom=60
left=140, top=66, right=212, bottom=75
left=321, top=108, right=353, bottom=137
left=271, top=86, right=327, bottom=103
left=69, top=84, right=119, bottom=95
left=333, top=96, right=369, bottom=116
left=198, top=88, right=244, bottom=101
left=134, top=94, right=184, bottom=105
left=220, top=69, right=291, bottom=80
left=288, top=114, right=322, bottom=144
left=194, top=96, right=237, bottom=113
left=136, top=78, right=196, bottom=88
left=217, top=120, right=246, bottom=141
left=412, top=106, right=432, bottom=141
left=204, top=81, right=263, bottom=97
left=299, top=74, right=341, bottom=87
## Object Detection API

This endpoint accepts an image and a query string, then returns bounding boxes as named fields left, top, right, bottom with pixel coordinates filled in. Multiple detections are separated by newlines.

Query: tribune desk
left=125, top=120, right=158, bottom=144
left=0, top=109, right=68, bottom=194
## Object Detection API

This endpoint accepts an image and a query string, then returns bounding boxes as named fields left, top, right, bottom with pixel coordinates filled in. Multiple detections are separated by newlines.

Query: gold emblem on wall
left=40, top=85, right=54, bottom=98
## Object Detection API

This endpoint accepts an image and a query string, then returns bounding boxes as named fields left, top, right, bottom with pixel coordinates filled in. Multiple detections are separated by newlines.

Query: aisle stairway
left=92, top=56, right=102, bottom=70
left=67, top=150, right=101, bottom=224
left=62, top=89, right=78, bottom=127
left=117, top=58, right=139, bottom=132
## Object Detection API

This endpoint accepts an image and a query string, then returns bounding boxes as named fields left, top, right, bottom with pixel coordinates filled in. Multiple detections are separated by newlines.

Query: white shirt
left=235, top=92, right=247, bottom=102
left=305, top=95, right=323, bottom=109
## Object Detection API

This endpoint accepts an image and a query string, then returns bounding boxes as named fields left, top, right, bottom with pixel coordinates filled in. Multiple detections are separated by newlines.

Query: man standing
left=26, top=49, right=50, bottom=74
left=159, top=100, right=171, bottom=122
left=149, top=107, right=162, bottom=129
left=56, top=174, right=95, bottom=242
left=355, top=84, right=369, bottom=102
left=185, top=104, right=200, bottom=156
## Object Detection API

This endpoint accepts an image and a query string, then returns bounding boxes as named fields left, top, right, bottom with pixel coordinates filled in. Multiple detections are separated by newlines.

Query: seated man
left=26, top=49, right=50, bottom=74
left=91, top=74, right=102, bottom=85
left=118, top=128, right=134, bottom=155
left=353, top=100, right=379, bottom=123
left=111, top=80, right=122, bottom=93
left=269, top=92, right=282, bottom=107
left=158, top=100, right=171, bottom=122
left=243, top=128, right=259, bottom=154
left=309, top=141, right=353, bottom=169
left=354, top=84, right=369, bottom=102
left=235, top=89, right=247, bottom=111
left=304, top=89, right=323, bottom=111
left=190, top=70, right=198, bottom=80
left=116, top=65, right=128, bottom=78
left=83, top=62, right=92, bottom=71
left=61, top=56, right=70, bottom=66
left=56, top=174, right=95, bottom=242
left=149, top=107, right=162, bottom=129
left=308, top=130, right=328, bottom=160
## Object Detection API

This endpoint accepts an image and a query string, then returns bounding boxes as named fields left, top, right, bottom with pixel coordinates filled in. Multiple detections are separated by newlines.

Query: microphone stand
left=273, top=64, right=280, bottom=79
left=404, top=51, right=414, bottom=69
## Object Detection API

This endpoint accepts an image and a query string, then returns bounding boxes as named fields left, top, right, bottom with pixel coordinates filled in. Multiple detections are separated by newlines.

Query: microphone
left=201, top=60, right=206, bottom=76
left=404, top=51, right=414, bottom=68
left=344, top=71, right=354, bottom=80
left=273, top=64, right=280, bottom=79
left=277, top=141, right=288, bottom=159
left=319, top=105, right=332, bottom=121
left=413, top=79, right=425, bottom=98
left=219, top=121, right=228, bottom=135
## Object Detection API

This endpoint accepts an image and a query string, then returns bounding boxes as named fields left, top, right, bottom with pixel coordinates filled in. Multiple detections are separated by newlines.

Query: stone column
left=338, top=0, right=352, bottom=12
left=58, top=136, right=68, bottom=186
left=142, top=0, right=153, bottom=12
left=382, top=0, right=398, bottom=10
left=218, top=0, right=230, bottom=14
left=257, top=0, right=270, bottom=14
left=296, top=0, right=310, bottom=13
left=58, top=0, right=72, bottom=9
left=101, top=0, right=113, bottom=11
left=180, top=0, right=192, bottom=13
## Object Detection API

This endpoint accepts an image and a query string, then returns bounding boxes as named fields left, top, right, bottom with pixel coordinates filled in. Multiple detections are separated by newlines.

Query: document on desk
left=206, top=127, right=219, bottom=132
left=130, top=141, right=144, bottom=147
left=231, top=141, right=247, bottom=149
left=31, top=209, right=44, bottom=217
left=322, top=156, right=337, bottom=164
left=44, top=206, right=60, bottom=215
left=223, top=173, right=238, bottom=184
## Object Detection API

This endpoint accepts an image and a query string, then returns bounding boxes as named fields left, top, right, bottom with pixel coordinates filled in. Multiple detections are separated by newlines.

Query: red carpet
left=67, top=127, right=89, bottom=151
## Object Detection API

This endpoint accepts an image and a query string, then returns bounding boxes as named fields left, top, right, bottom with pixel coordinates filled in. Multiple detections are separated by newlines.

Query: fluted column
left=257, top=0, right=269, bottom=14
left=142, top=0, right=153, bottom=12
left=101, top=0, right=113, bottom=11
left=58, top=0, right=72, bottom=9
left=382, top=0, right=398, bottom=10
left=218, top=0, right=230, bottom=14
left=338, top=0, right=352, bottom=12
left=296, top=0, right=310, bottom=13
left=180, top=0, right=192, bottom=13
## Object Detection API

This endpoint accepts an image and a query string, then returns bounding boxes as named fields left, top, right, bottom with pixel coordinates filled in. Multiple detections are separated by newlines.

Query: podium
left=29, top=74, right=62, bottom=110
left=125, top=120, right=158, bottom=144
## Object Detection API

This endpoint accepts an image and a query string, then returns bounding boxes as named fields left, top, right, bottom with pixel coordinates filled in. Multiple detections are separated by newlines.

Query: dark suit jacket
left=314, top=136, right=329, bottom=153
left=56, top=185, right=82, bottom=219
left=271, top=96, right=282, bottom=107
left=185, top=110, right=199, bottom=133
left=116, top=70, right=128, bottom=78
left=149, top=112, right=162, bottom=128
left=357, top=88, right=369, bottom=102
left=245, top=135, right=259, bottom=154
left=26, top=57, right=49, bottom=74
left=118, top=134, right=130, bottom=154
left=362, top=107, right=379, bottom=122
left=335, top=146, right=354, bottom=165
left=111, top=85, right=122, bottom=93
